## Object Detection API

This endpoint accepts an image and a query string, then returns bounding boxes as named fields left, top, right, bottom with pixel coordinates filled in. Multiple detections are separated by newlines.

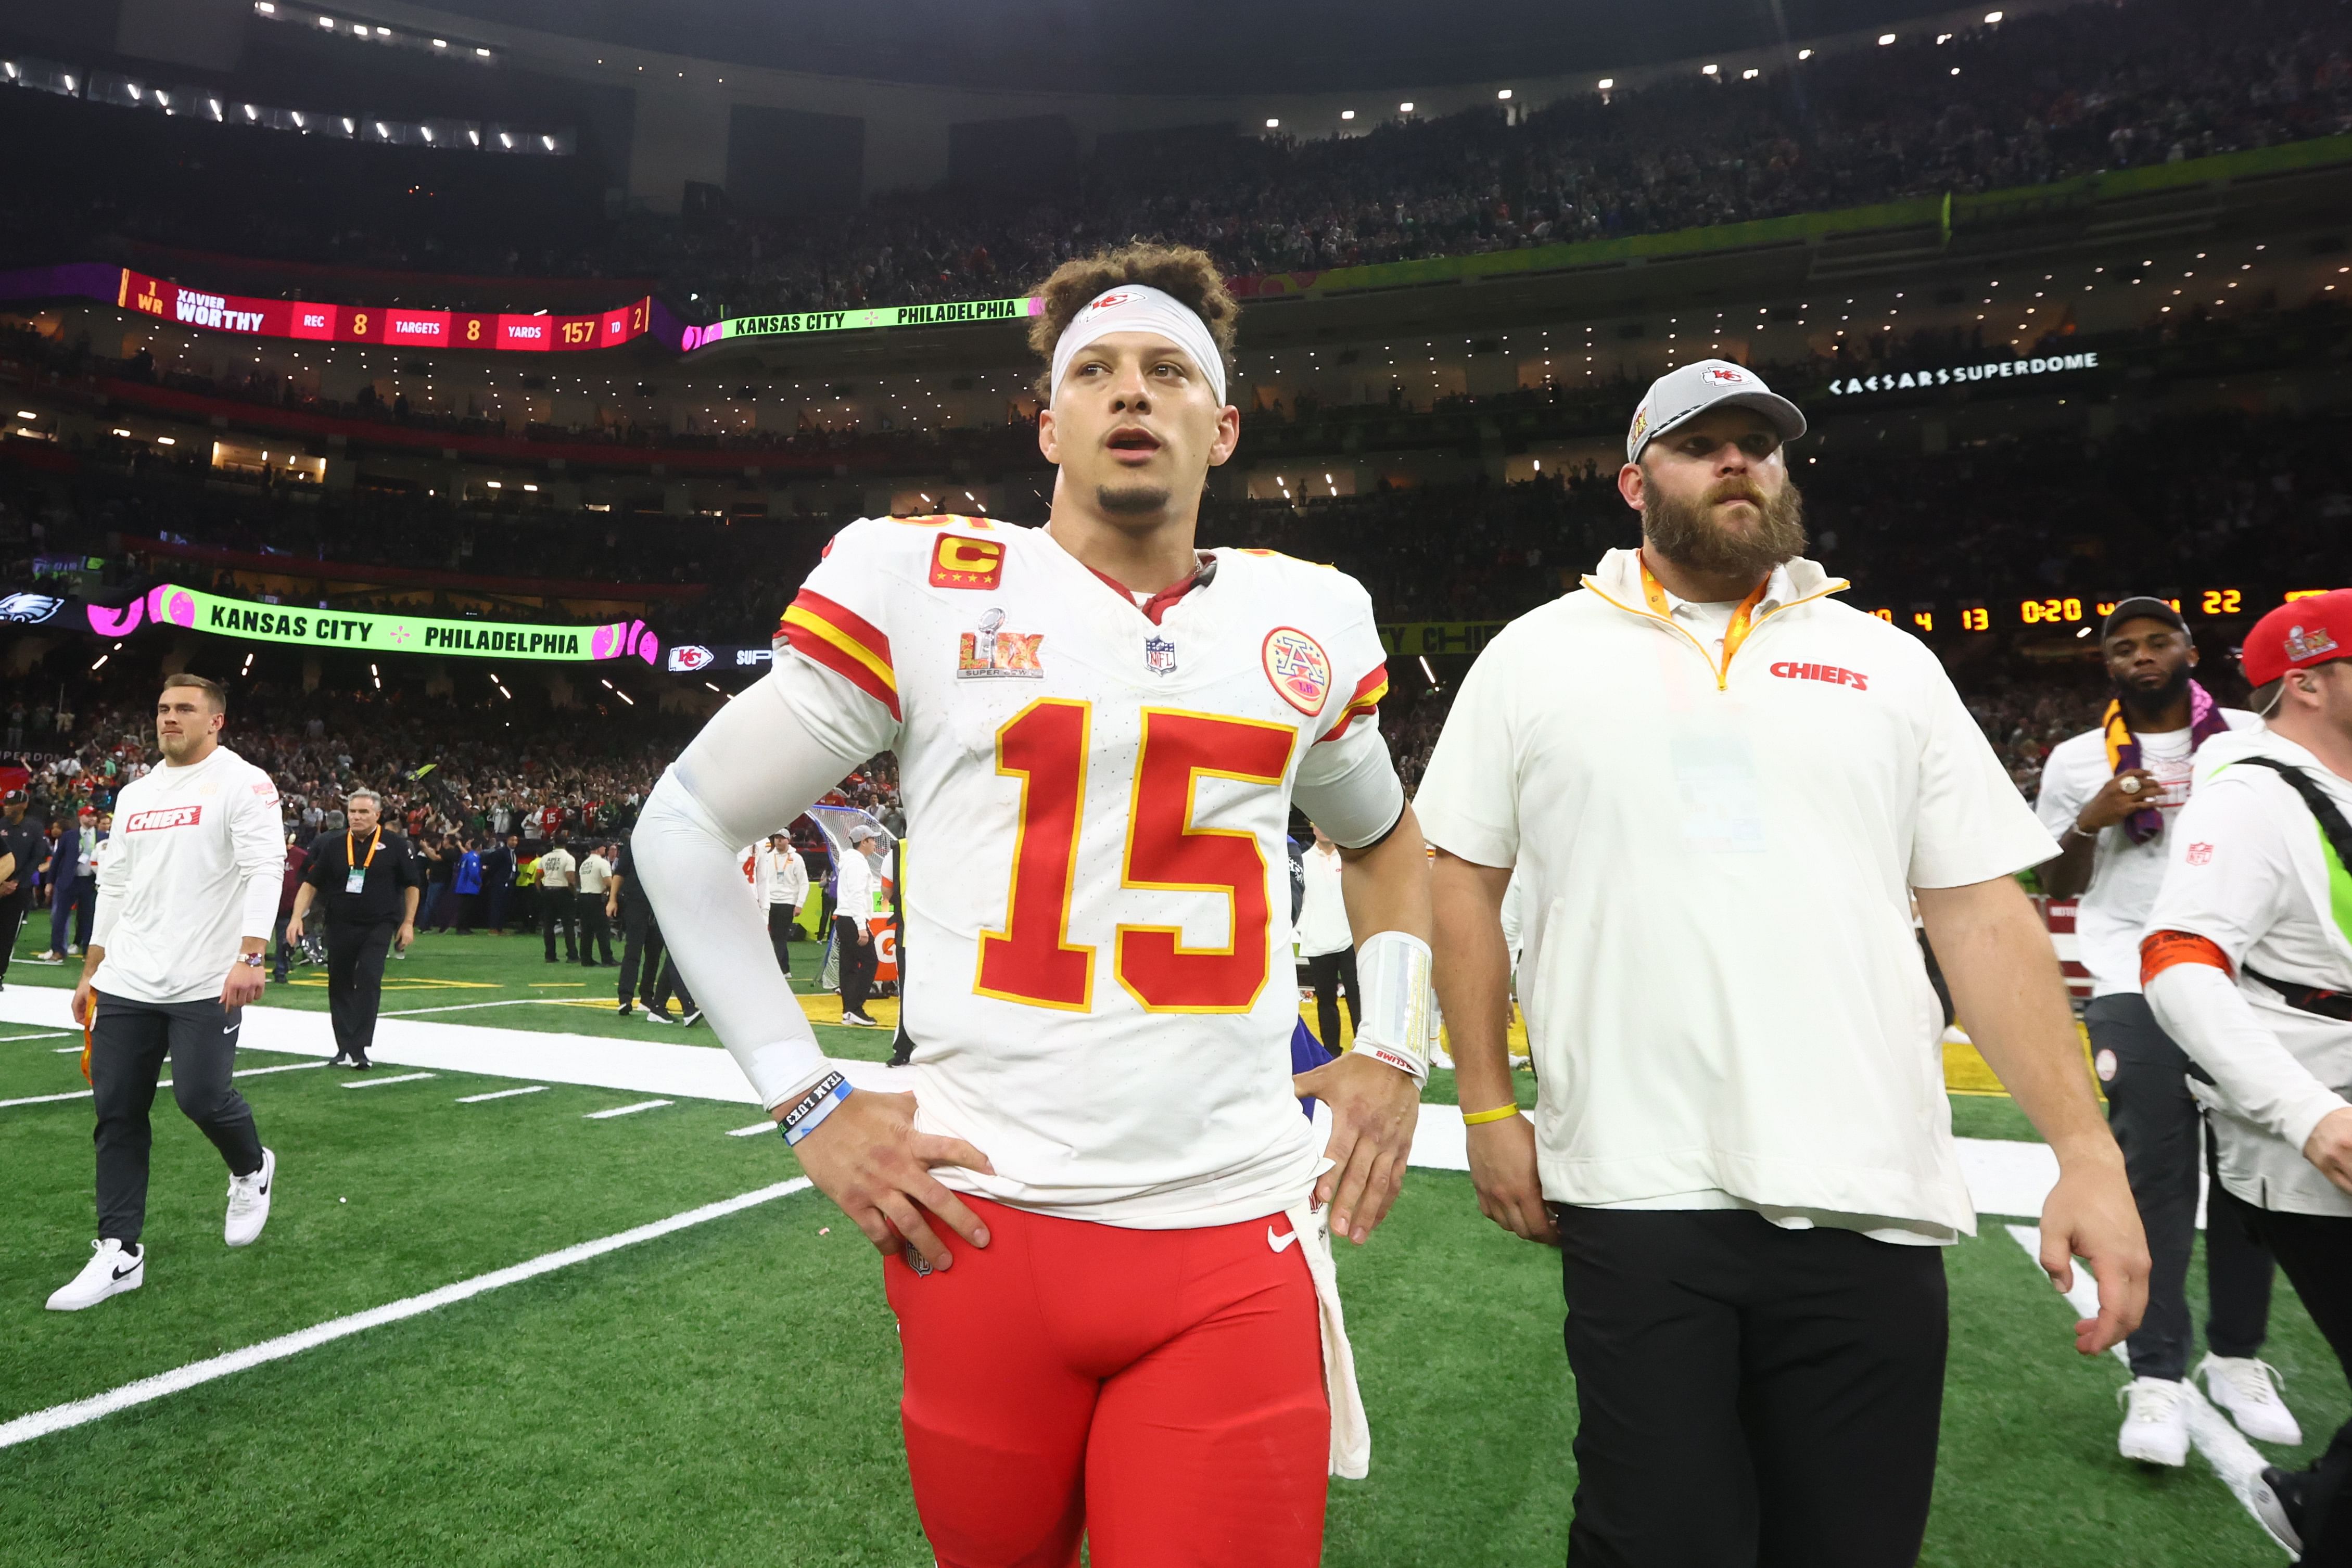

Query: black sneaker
left=644, top=1009, right=677, bottom=1025
left=616, top=1003, right=633, bottom=1018
left=327, top=1052, right=356, bottom=1069
left=2252, top=1466, right=2306, bottom=1556
left=682, top=1009, right=704, bottom=1028
left=349, top=1054, right=373, bottom=1072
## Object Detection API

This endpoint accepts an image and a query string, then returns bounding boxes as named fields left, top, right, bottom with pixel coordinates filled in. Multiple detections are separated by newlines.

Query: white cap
left=1626, top=359, right=1806, bottom=463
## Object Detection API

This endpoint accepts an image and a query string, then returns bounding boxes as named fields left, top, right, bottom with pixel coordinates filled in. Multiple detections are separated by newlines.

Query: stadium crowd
left=4, top=0, right=2347, bottom=316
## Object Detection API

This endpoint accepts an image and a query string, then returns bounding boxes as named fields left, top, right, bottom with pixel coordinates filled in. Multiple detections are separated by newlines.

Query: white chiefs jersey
left=774, top=515, right=1394, bottom=1228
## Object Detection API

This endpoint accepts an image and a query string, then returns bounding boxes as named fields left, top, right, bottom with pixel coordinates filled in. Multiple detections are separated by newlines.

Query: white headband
left=1048, top=284, right=1227, bottom=408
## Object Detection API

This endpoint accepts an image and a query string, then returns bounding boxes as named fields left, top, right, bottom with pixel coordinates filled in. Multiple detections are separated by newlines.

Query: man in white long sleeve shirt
left=764, top=833, right=809, bottom=976
left=2143, top=591, right=2352, bottom=1560
left=47, top=674, right=284, bottom=1312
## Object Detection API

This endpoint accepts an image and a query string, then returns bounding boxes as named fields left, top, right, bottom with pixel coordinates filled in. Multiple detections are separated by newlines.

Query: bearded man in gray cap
left=1419, top=360, right=2150, bottom=1565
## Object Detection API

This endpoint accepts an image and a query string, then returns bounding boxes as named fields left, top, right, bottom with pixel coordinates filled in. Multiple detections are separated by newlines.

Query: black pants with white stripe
left=90, top=991, right=264, bottom=1246
left=1556, top=1205, right=1947, bottom=1568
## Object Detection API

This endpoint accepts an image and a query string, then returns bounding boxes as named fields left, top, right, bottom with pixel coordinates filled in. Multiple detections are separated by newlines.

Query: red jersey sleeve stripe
left=779, top=592, right=900, bottom=720
left=1313, top=667, right=1389, bottom=745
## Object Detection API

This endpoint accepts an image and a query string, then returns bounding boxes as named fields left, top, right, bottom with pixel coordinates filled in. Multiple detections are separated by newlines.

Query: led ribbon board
left=87, top=583, right=660, bottom=664
left=681, top=296, right=1041, bottom=350
left=116, top=270, right=654, bottom=353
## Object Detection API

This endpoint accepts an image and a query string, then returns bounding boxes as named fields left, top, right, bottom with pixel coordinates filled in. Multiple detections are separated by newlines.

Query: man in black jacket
left=0, top=788, right=47, bottom=989
left=284, top=788, right=421, bottom=1069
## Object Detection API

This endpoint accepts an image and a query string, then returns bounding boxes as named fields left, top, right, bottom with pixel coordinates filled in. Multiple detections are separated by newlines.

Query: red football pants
left=884, top=1195, right=1329, bottom=1568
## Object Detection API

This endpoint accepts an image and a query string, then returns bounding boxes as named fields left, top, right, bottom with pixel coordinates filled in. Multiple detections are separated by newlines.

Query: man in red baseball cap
left=2242, top=589, right=2352, bottom=708
left=2141, top=586, right=2352, bottom=1557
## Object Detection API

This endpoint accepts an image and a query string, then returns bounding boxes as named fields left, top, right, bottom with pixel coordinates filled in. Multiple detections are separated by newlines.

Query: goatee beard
left=2119, top=664, right=2192, bottom=721
left=1096, top=482, right=1174, bottom=517
left=1642, top=474, right=1808, bottom=583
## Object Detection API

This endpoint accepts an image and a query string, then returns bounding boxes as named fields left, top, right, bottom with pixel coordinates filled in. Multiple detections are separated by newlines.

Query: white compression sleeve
left=633, top=674, right=869, bottom=1111
left=2146, top=962, right=2350, bottom=1153
left=1292, top=728, right=1406, bottom=850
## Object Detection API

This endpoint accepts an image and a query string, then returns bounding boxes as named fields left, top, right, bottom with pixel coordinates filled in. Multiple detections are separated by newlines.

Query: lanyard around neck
left=348, top=827, right=382, bottom=872
left=1637, top=552, right=1771, bottom=671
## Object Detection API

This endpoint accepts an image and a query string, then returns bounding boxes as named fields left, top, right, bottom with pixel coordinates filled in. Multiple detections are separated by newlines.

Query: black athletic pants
left=2214, top=1182, right=2352, bottom=1563
left=1556, top=1205, right=1948, bottom=1568
left=651, top=951, right=696, bottom=1015
left=1300, top=948, right=1358, bottom=1049
left=0, top=895, right=27, bottom=985
left=835, top=915, right=876, bottom=1018
left=767, top=903, right=796, bottom=976
left=90, top=991, right=264, bottom=1245
left=617, top=902, right=668, bottom=1008
left=2088, top=992, right=2275, bottom=1381
left=326, top=918, right=398, bottom=1061
left=576, top=893, right=614, bottom=965
left=542, top=891, right=578, bottom=961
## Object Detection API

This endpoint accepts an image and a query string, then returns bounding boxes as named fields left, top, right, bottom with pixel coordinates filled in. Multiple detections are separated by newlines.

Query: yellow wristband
left=1460, top=1102, right=1522, bottom=1126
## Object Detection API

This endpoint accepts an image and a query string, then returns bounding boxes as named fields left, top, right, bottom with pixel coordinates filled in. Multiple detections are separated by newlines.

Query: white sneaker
left=2197, top=1355, right=2303, bottom=1445
left=225, top=1148, right=276, bottom=1247
left=46, top=1239, right=145, bottom=1311
left=2116, top=1378, right=2191, bottom=1466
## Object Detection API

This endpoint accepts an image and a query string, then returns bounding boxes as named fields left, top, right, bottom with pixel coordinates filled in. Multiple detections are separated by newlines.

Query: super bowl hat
left=1626, top=359, right=1807, bottom=464
left=2242, top=589, right=2352, bottom=688
left=2100, top=596, right=2189, bottom=641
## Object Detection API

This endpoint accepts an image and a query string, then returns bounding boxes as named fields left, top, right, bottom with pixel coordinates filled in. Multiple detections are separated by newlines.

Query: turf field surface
left=0, top=924, right=2340, bottom=1565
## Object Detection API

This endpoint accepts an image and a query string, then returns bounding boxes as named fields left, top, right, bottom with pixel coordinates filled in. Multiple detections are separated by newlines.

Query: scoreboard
left=117, top=270, right=653, bottom=353
left=1862, top=587, right=2325, bottom=636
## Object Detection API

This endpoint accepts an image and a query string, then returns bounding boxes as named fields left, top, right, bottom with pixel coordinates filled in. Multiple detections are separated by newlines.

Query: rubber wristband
left=1461, top=1102, right=1523, bottom=1126
left=778, top=1071, right=850, bottom=1146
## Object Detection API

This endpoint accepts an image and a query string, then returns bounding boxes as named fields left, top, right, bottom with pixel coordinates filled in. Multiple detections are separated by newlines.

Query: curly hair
left=1027, top=243, right=1238, bottom=401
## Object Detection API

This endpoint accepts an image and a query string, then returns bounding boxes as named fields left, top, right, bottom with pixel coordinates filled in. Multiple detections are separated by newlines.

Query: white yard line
left=456, top=1086, right=550, bottom=1104
left=380, top=999, right=597, bottom=1019
left=727, top=1120, right=777, bottom=1138
left=2, top=1030, right=73, bottom=1043
left=584, top=1099, right=673, bottom=1119
left=2003, top=1226, right=2284, bottom=1548
left=0, top=1178, right=815, bottom=1452
left=3, top=1059, right=328, bottom=1109
left=339, top=1073, right=437, bottom=1090
left=0, top=1088, right=94, bottom=1108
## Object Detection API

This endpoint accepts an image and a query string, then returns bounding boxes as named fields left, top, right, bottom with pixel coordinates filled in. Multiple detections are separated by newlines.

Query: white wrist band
left=1350, top=929, right=1435, bottom=1085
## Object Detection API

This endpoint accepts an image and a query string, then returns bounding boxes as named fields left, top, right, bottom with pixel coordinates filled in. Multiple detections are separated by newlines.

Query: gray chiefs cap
left=1626, top=359, right=1807, bottom=463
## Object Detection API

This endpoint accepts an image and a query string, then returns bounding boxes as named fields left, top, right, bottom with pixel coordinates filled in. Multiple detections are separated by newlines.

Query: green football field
left=0, top=923, right=2338, bottom=1565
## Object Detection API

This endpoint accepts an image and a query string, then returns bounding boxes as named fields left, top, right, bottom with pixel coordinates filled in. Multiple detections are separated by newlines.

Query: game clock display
left=1864, top=586, right=2320, bottom=635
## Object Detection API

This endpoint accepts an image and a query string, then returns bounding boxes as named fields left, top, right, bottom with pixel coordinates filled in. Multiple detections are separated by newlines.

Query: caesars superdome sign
left=1824, top=350, right=2101, bottom=399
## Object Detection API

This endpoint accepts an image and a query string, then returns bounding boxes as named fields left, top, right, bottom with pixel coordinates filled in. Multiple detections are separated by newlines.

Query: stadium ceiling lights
left=251, top=1, right=498, bottom=65
left=23, top=57, right=574, bottom=155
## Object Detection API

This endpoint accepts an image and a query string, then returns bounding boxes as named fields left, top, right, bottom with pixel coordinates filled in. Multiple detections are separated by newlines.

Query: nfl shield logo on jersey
left=1143, top=634, right=1178, bottom=675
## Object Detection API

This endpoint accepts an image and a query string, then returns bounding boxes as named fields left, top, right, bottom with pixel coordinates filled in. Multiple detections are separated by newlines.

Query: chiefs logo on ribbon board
left=929, top=534, right=1006, bottom=590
